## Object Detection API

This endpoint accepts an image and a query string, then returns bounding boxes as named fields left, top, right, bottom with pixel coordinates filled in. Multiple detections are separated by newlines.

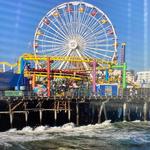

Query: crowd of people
left=33, top=79, right=90, bottom=97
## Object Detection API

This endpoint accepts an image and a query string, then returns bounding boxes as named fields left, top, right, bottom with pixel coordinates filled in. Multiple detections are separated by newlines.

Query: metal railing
left=0, top=88, right=150, bottom=98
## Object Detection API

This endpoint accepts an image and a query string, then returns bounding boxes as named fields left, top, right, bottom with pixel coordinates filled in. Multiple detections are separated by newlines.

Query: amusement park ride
left=0, top=1, right=131, bottom=97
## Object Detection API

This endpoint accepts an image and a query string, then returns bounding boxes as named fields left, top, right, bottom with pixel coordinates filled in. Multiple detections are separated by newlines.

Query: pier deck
left=0, top=95, right=150, bottom=131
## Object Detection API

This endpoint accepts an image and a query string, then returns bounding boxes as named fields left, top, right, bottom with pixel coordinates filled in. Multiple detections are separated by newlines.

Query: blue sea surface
left=1, top=121, right=150, bottom=150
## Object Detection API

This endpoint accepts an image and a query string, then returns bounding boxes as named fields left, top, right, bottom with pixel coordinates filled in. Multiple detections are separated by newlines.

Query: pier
left=0, top=91, right=150, bottom=131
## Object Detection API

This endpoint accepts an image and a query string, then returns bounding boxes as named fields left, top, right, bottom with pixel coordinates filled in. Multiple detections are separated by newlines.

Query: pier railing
left=124, top=88, right=150, bottom=97
left=0, top=88, right=150, bottom=98
left=62, top=87, right=150, bottom=98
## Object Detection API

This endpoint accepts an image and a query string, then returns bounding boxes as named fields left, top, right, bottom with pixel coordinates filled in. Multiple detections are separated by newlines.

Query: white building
left=136, top=71, right=150, bottom=88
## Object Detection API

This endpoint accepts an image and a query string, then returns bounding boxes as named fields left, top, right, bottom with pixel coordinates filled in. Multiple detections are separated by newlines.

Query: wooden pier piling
left=0, top=96, right=149, bottom=131
left=68, top=101, right=71, bottom=122
left=144, top=102, right=147, bottom=121
left=76, top=102, right=79, bottom=126
left=123, top=103, right=127, bottom=122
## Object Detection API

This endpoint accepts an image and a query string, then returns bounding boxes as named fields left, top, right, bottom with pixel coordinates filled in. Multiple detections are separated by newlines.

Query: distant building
left=136, top=71, right=150, bottom=88
left=126, top=70, right=135, bottom=83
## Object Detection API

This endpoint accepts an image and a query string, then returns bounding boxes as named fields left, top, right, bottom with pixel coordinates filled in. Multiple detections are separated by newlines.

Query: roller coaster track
left=22, top=54, right=116, bottom=65
left=24, top=69, right=88, bottom=80
left=0, top=62, right=17, bottom=68
left=0, top=62, right=17, bottom=72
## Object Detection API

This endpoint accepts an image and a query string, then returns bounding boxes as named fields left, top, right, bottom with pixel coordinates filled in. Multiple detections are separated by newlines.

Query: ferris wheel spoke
left=58, top=48, right=73, bottom=69
left=74, top=9, right=78, bottom=35
left=47, top=48, right=67, bottom=57
left=69, top=15, right=76, bottom=37
left=61, top=62, right=69, bottom=69
left=87, top=43, right=114, bottom=47
left=80, top=15, right=97, bottom=37
left=37, top=34, right=65, bottom=44
left=85, top=34, right=107, bottom=44
left=83, top=47, right=110, bottom=68
left=47, top=46, right=66, bottom=52
left=57, top=11, right=70, bottom=38
left=58, top=9, right=70, bottom=38
left=80, top=8, right=103, bottom=37
left=39, top=45, right=65, bottom=51
left=70, top=22, right=75, bottom=38
left=85, top=46, right=114, bottom=53
left=80, top=19, right=94, bottom=38
left=37, top=39, right=65, bottom=45
left=78, top=9, right=92, bottom=38
left=75, top=49, right=89, bottom=70
left=37, top=49, right=63, bottom=54
left=84, top=50, right=105, bottom=61
left=49, top=18, right=69, bottom=40
left=94, top=24, right=112, bottom=36
left=64, top=3, right=77, bottom=37
left=87, top=37, right=114, bottom=45
left=85, top=31, right=107, bottom=43
left=77, top=5, right=88, bottom=36
left=77, top=4, right=82, bottom=35
left=67, top=62, right=76, bottom=69
left=43, top=23, right=68, bottom=41
left=86, top=48, right=111, bottom=59
left=52, top=61, right=62, bottom=69
left=85, top=33, right=107, bottom=46
left=38, top=42, right=63, bottom=47
left=52, top=9, right=71, bottom=40
left=79, top=10, right=93, bottom=37
left=97, top=31, right=113, bottom=40
left=73, top=5, right=77, bottom=35
left=62, top=62, right=68, bottom=69
left=40, top=27, right=66, bottom=42
left=64, top=5, right=73, bottom=38
left=83, top=15, right=103, bottom=36
left=81, top=22, right=98, bottom=38
left=37, top=47, right=66, bottom=55
left=82, top=21, right=100, bottom=39
left=75, top=7, right=80, bottom=36
left=83, top=25, right=112, bottom=41
left=67, top=6, right=75, bottom=37
left=46, top=45, right=66, bottom=50
left=65, top=13, right=73, bottom=37
left=99, top=37, right=114, bottom=43
left=83, top=50, right=98, bottom=60
left=76, top=3, right=84, bottom=35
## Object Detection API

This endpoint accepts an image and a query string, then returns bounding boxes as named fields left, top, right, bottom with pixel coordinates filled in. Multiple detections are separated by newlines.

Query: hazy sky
left=0, top=0, right=149, bottom=71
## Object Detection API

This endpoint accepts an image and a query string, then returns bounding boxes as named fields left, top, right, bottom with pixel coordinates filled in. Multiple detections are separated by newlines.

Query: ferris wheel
left=33, top=1, right=118, bottom=70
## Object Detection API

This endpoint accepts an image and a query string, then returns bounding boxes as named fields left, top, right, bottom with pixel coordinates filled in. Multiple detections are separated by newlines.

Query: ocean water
left=1, top=121, right=150, bottom=150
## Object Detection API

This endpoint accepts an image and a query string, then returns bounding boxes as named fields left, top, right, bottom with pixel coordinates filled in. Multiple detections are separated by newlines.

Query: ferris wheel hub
left=68, top=40, right=78, bottom=50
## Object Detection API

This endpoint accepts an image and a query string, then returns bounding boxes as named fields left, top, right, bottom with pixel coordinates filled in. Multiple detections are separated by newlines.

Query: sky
left=0, top=0, right=150, bottom=71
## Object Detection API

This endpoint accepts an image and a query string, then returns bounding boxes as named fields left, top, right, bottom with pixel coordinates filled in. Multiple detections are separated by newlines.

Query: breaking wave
left=1, top=121, right=150, bottom=149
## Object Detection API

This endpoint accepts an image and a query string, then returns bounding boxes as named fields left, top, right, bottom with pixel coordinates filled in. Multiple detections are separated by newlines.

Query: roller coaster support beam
left=19, top=57, right=24, bottom=74
left=92, top=60, right=96, bottom=94
left=121, top=43, right=126, bottom=64
left=47, top=58, right=51, bottom=97
left=122, top=63, right=127, bottom=89
left=0, top=62, right=17, bottom=72
left=111, top=63, right=127, bottom=89
left=2, top=64, right=5, bottom=72
left=32, top=74, right=36, bottom=89
left=17, top=58, right=25, bottom=90
left=105, top=69, right=109, bottom=81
